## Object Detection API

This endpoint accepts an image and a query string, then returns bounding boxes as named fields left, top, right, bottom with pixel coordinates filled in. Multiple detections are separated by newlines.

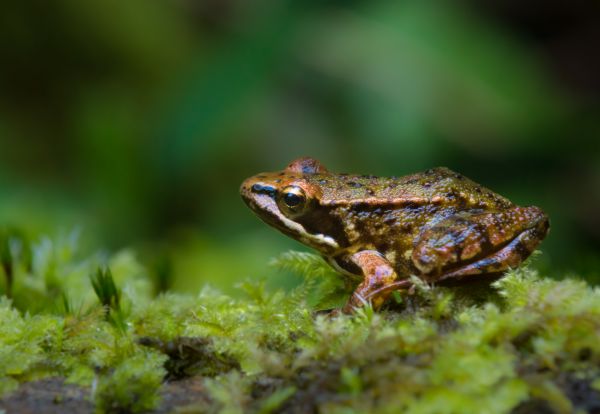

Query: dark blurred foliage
left=0, top=0, right=598, bottom=291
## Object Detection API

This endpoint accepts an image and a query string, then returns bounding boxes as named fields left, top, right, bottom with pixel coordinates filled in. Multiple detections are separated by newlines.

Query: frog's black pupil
left=284, top=192, right=303, bottom=207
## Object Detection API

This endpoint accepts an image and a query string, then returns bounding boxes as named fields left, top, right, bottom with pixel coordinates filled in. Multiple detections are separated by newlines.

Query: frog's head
left=240, top=157, right=343, bottom=255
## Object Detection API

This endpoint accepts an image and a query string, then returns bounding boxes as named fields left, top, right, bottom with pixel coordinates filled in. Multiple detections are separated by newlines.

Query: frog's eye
left=279, top=186, right=308, bottom=215
left=284, top=191, right=304, bottom=207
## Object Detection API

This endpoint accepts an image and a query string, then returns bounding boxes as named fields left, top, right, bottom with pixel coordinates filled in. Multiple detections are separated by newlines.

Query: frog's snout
left=249, top=183, right=277, bottom=198
left=241, top=175, right=285, bottom=222
left=240, top=176, right=277, bottom=206
left=239, top=179, right=251, bottom=203
left=240, top=177, right=258, bottom=208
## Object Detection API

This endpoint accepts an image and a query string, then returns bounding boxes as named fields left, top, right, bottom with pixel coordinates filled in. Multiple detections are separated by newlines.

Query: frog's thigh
left=437, top=226, right=540, bottom=281
left=343, top=250, right=405, bottom=313
left=412, top=207, right=544, bottom=277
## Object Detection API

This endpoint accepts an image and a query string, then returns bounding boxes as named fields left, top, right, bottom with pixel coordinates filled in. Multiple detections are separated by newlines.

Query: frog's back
left=309, top=167, right=513, bottom=210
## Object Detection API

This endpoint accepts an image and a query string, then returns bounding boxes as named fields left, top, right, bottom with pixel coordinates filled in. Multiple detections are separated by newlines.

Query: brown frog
left=240, top=157, right=549, bottom=313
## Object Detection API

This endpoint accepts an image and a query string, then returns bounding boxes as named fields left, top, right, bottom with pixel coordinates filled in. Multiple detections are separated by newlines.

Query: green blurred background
left=1, top=0, right=599, bottom=294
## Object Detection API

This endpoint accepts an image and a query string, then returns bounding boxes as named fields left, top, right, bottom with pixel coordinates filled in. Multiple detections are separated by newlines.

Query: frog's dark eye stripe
left=251, top=183, right=276, bottom=197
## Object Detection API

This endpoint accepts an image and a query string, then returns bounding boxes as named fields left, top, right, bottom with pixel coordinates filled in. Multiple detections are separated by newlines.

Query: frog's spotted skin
left=240, top=157, right=550, bottom=313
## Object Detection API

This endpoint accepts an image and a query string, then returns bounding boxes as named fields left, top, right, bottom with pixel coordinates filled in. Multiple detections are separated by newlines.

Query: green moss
left=0, top=299, right=39, bottom=395
left=1, top=237, right=599, bottom=413
left=93, top=350, right=167, bottom=414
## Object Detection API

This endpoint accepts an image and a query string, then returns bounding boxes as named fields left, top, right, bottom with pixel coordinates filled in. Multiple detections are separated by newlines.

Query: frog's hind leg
left=342, top=250, right=408, bottom=313
left=412, top=206, right=549, bottom=282
left=436, top=226, right=544, bottom=281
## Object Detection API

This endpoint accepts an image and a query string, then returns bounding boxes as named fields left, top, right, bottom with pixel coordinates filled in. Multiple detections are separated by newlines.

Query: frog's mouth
left=240, top=180, right=339, bottom=254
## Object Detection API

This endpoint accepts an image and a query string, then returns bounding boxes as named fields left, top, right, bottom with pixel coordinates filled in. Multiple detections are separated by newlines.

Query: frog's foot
left=342, top=250, right=402, bottom=313
left=324, top=308, right=343, bottom=319
left=413, top=206, right=549, bottom=281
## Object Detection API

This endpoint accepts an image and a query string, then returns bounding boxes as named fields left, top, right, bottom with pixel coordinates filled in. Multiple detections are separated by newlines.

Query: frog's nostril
left=251, top=183, right=276, bottom=197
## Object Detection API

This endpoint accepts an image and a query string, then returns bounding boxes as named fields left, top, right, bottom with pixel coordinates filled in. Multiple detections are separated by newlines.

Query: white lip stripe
left=279, top=214, right=339, bottom=250
left=246, top=186, right=340, bottom=251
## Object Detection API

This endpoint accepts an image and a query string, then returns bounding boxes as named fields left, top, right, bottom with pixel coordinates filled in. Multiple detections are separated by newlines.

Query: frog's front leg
left=342, top=251, right=411, bottom=313
left=412, top=206, right=549, bottom=282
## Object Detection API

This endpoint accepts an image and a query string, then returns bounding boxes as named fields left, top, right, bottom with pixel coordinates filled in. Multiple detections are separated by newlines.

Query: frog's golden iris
left=241, top=157, right=549, bottom=313
left=279, top=186, right=308, bottom=215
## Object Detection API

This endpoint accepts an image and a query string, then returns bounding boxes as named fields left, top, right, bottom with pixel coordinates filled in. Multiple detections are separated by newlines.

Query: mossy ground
left=0, top=232, right=599, bottom=414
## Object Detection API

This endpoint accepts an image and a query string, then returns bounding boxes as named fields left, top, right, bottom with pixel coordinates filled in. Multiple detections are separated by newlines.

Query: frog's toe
left=314, top=308, right=343, bottom=318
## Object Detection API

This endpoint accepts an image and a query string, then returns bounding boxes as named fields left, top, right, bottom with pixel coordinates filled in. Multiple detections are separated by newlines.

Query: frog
left=240, top=157, right=549, bottom=313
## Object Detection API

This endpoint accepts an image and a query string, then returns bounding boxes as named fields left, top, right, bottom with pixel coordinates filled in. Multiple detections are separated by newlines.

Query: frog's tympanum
left=240, top=157, right=549, bottom=313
